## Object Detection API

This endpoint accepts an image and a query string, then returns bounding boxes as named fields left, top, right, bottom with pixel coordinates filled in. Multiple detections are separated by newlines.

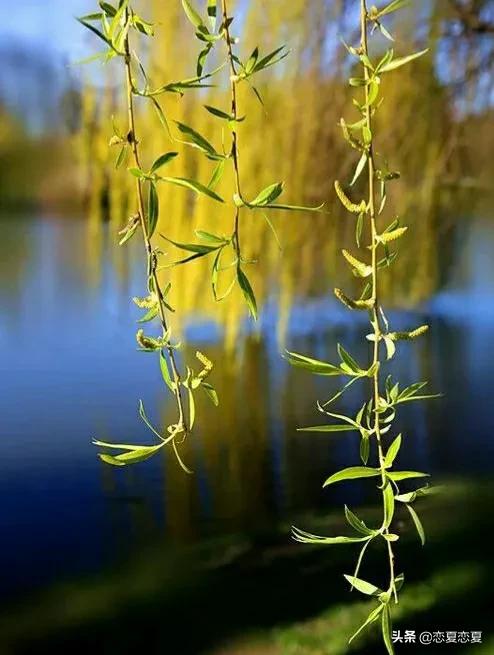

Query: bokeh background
left=1, top=1, right=494, bottom=653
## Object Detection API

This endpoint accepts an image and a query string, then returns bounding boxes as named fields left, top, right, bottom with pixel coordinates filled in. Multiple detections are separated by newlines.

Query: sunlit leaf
left=344, top=574, right=382, bottom=596
left=237, top=267, right=258, bottom=320
left=159, top=176, right=224, bottom=202
left=284, top=351, right=343, bottom=376
left=387, top=471, right=430, bottom=481
left=323, top=466, right=380, bottom=487
left=380, top=49, right=428, bottom=73
left=406, top=504, right=426, bottom=545
left=150, top=152, right=178, bottom=174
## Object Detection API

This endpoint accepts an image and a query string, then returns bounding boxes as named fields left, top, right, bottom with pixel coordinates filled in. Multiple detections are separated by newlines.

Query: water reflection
left=0, top=213, right=493, bottom=605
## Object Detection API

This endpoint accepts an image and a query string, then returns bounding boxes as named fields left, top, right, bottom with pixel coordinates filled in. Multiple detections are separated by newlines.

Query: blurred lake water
left=0, top=212, right=493, bottom=608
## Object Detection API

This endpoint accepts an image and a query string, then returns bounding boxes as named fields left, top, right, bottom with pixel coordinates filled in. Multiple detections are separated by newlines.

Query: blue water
left=0, top=214, right=493, bottom=603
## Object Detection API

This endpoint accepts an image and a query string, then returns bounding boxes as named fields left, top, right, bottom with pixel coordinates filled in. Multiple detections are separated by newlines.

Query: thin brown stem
left=123, top=24, right=188, bottom=436
left=360, top=0, right=396, bottom=601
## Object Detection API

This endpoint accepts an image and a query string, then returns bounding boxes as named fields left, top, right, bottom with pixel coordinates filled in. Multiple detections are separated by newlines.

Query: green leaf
left=251, top=46, right=289, bottom=74
left=406, top=504, right=426, bottom=545
left=344, top=506, right=375, bottom=536
left=150, top=97, right=171, bottom=136
left=186, top=382, right=196, bottom=429
left=383, top=482, right=395, bottom=529
left=137, top=305, right=159, bottom=324
left=208, top=159, right=225, bottom=190
left=197, top=43, right=212, bottom=76
left=387, top=471, right=430, bottom=481
left=350, top=152, right=367, bottom=186
left=292, top=527, right=370, bottom=545
left=284, top=351, right=343, bottom=376
left=257, top=201, right=325, bottom=212
left=147, top=181, right=159, bottom=236
left=360, top=434, right=370, bottom=464
left=344, top=574, right=382, bottom=596
left=382, top=605, right=395, bottom=655
left=175, top=121, right=219, bottom=157
left=99, top=2, right=117, bottom=17
left=77, top=17, right=113, bottom=49
left=298, top=424, right=359, bottom=433
left=349, top=604, right=384, bottom=644
left=380, top=49, right=429, bottom=73
left=162, top=235, right=220, bottom=255
left=202, top=381, right=219, bottom=406
left=383, top=335, right=396, bottom=361
left=181, top=0, right=204, bottom=28
left=195, top=230, right=228, bottom=245
left=250, top=182, right=284, bottom=206
left=128, top=167, right=144, bottom=178
left=160, top=176, right=224, bottom=202
left=160, top=352, right=175, bottom=391
left=384, top=434, right=402, bottom=468
left=115, top=145, right=127, bottom=169
left=204, top=104, right=242, bottom=122
left=207, top=0, right=217, bottom=29
left=337, top=343, right=362, bottom=375
left=150, top=152, right=178, bottom=174
left=95, top=442, right=164, bottom=466
left=378, top=0, right=409, bottom=17
left=237, top=267, right=258, bottom=320
left=323, top=467, right=380, bottom=487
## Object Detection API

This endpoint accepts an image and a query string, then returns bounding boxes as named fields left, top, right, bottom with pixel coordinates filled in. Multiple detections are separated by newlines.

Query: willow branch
left=360, top=0, right=397, bottom=601
left=123, top=21, right=188, bottom=436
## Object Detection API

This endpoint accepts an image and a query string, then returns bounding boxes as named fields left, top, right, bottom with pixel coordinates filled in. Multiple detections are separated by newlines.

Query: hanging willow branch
left=287, top=1, right=439, bottom=652
left=78, top=0, right=220, bottom=472
left=162, top=0, right=324, bottom=320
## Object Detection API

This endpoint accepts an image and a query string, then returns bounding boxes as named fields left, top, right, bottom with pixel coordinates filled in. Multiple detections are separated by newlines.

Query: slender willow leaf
left=96, top=443, right=164, bottom=466
left=378, top=0, right=410, bottom=17
left=344, top=575, right=382, bottom=596
left=292, top=527, right=370, bottom=545
left=349, top=604, right=384, bottom=644
left=258, top=201, right=324, bottom=212
left=298, top=424, right=359, bottom=433
left=337, top=343, right=362, bottom=374
left=344, top=506, right=375, bottom=536
left=350, top=152, right=367, bottom=185
left=323, top=467, right=380, bottom=487
left=150, top=152, right=178, bottom=174
left=202, top=382, right=219, bottom=406
left=284, top=351, right=343, bottom=376
left=159, top=351, right=175, bottom=391
left=207, top=0, right=217, bottom=29
left=387, top=471, right=430, bottom=481
left=380, top=49, right=428, bottom=73
left=384, top=434, right=402, bottom=468
left=383, top=482, right=395, bottom=529
left=382, top=605, right=395, bottom=655
left=181, top=0, right=204, bottom=29
left=162, top=235, right=220, bottom=255
left=204, top=104, right=241, bottom=121
left=160, top=176, right=224, bottom=202
left=237, top=267, right=257, bottom=320
left=406, top=504, right=426, bottom=545
left=208, top=159, right=225, bottom=190
left=175, top=121, right=218, bottom=157
left=250, top=182, right=284, bottom=206
left=147, top=181, right=159, bottom=236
